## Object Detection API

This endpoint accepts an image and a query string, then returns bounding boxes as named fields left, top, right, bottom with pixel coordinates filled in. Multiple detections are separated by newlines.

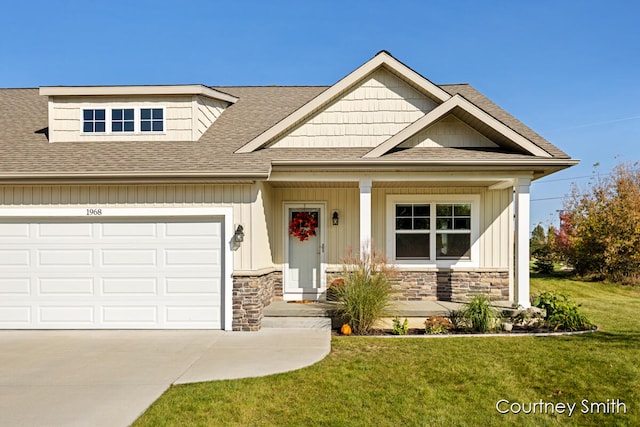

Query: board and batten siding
left=267, top=185, right=511, bottom=269
left=0, top=184, right=268, bottom=272
left=267, top=186, right=360, bottom=266
left=268, top=68, right=438, bottom=148
left=48, top=95, right=228, bottom=143
left=371, top=187, right=511, bottom=269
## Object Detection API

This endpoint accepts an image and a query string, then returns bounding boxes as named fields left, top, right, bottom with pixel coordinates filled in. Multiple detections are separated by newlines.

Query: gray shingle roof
left=0, top=83, right=572, bottom=179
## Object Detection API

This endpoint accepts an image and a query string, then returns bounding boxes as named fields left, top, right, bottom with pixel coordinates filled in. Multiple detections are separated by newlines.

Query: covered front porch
left=264, top=169, right=532, bottom=309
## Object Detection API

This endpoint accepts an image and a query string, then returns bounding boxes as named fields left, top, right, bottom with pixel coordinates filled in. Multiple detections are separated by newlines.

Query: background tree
left=555, top=162, right=640, bottom=284
left=530, top=224, right=554, bottom=274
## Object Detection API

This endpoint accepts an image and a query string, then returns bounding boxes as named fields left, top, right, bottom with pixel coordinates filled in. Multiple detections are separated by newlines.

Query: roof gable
left=235, top=51, right=451, bottom=153
left=398, top=115, right=498, bottom=149
left=365, top=94, right=552, bottom=158
left=267, top=67, right=438, bottom=148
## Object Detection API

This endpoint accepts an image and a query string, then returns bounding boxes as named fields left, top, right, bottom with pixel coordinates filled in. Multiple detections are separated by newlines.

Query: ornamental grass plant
left=332, top=247, right=395, bottom=335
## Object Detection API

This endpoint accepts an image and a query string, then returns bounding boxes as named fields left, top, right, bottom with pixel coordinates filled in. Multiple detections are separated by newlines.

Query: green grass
left=134, top=276, right=640, bottom=426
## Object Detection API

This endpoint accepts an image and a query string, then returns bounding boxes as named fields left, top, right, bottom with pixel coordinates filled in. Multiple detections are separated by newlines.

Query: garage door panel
left=38, top=223, right=92, bottom=238
left=38, top=249, right=93, bottom=266
left=100, top=223, right=157, bottom=238
left=166, top=306, right=220, bottom=324
left=102, top=306, right=158, bottom=324
left=0, top=307, right=30, bottom=323
left=0, top=218, right=224, bottom=329
left=0, top=223, right=29, bottom=237
left=166, top=277, right=220, bottom=295
left=101, top=249, right=157, bottom=266
left=165, top=249, right=220, bottom=266
left=39, top=277, right=94, bottom=295
left=0, top=249, right=30, bottom=266
left=102, top=278, right=158, bottom=295
left=40, top=306, right=95, bottom=324
left=0, top=278, right=31, bottom=295
left=166, top=221, right=220, bottom=237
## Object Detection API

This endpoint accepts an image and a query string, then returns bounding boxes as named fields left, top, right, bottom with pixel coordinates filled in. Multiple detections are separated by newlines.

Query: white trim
left=0, top=206, right=235, bottom=331
left=365, top=95, right=552, bottom=158
left=81, top=106, right=166, bottom=136
left=235, top=51, right=451, bottom=154
left=386, top=194, right=481, bottom=269
left=282, top=202, right=326, bottom=300
left=359, top=179, right=372, bottom=258
left=514, top=178, right=531, bottom=308
left=40, top=85, right=238, bottom=104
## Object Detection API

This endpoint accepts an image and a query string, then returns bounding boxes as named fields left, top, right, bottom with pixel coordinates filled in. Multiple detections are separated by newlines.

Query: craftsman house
left=0, top=51, right=577, bottom=330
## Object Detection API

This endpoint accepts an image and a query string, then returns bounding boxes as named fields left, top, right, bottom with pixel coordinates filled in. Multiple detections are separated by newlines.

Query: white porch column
left=515, top=178, right=531, bottom=308
left=359, top=178, right=372, bottom=258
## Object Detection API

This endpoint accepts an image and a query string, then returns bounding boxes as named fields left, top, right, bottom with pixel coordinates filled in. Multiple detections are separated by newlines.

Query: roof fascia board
left=39, top=85, right=238, bottom=103
left=270, top=158, right=578, bottom=168
left=364, top=95, right=552, bottom=158
left=269, top=170, right=533, bottom=182
left=235, top=51, right=452, bottom=154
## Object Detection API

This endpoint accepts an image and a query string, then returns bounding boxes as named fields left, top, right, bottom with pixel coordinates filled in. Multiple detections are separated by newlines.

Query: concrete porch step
left=262, top=316, right=332, bottom=329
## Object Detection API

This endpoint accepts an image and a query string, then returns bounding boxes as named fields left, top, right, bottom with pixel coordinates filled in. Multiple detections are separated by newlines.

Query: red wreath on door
left=289, top=211, right=318, bottom=241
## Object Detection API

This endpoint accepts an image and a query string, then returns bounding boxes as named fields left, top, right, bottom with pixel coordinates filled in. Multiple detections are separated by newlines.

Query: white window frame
left=81, top=107, right=166, bottom=136
left=110, top=108, right=136, bottom=133
left=82, top=108, right=107, bottom=133
left=386, top=194, right=480, bottom=268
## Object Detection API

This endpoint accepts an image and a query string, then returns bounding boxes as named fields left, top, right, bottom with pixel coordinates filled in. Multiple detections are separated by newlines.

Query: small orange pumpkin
left=340, top=324, right=352, bottom=335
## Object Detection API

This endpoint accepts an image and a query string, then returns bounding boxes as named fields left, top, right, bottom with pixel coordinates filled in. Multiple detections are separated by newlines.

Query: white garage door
left=0, top=218, right=224, bottom=329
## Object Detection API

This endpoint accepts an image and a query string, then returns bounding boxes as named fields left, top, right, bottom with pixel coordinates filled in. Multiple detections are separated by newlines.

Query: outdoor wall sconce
left=234, top=225, right=245, bottom=243
left=332, top=211, right=339, bottom=226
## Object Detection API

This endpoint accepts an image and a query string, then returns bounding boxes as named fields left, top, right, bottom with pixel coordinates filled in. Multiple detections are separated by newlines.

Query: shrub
left=326, top=278, right=344, bottom=301
left=447, top=309, right=467, bottom=330
left=332, top=248, right=395, bottom=335
left=392, top=317, right=409, bottom=335
left=424, top=316, right=453, bottom=334
left=461, top=295, right=501, bottom=332
left=533, top=291, right=594, bottom=331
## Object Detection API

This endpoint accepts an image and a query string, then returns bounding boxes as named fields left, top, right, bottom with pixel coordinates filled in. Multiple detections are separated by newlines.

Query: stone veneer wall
left=232, top=270, right=282, bottom=331
left=327, top=270, right=509, bottom=302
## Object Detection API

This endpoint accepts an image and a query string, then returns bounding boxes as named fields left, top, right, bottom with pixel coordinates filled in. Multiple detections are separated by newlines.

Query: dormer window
left=111, top=108, right=135, bottom=132
left=141, top=108, right=163, bottom=132
left=83, top=109, right=106, bottom=133
left=81, top=107, right=165, bottom=135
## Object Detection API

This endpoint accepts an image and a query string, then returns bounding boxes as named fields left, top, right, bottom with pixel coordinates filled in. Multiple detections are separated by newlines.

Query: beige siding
left=0, top=184, right=267, bottom=272
left=48, top=95, right=226, bottom=143
left=399, top=115, right=499, bottom=149
left=269, top=68, right=437, bottom=148
left=372, top=186, right=511, bottom=268
left=196, top=96, right=228, bottom=139
left=268, top=186, right=360, bottom=265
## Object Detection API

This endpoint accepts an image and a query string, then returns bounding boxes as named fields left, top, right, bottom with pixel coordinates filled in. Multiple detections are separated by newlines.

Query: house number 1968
left=86, top=208, right=103, bottom=216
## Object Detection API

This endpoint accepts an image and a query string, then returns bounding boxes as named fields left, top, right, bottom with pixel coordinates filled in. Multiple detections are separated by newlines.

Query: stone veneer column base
left=437, top=270, right=510, bottom=302
left=232, top=270, right=282, bottom=331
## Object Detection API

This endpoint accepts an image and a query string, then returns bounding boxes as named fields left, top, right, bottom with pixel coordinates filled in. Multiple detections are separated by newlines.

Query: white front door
left=284, top=204, right=325, bottom=300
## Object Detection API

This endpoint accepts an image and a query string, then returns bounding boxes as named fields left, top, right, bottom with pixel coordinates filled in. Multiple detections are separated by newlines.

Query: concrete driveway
left=0, top=328, right=330, bottom=427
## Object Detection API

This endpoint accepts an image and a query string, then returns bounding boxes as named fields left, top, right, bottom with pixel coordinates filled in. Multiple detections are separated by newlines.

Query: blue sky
left=2, top=0, right=639, bottom=230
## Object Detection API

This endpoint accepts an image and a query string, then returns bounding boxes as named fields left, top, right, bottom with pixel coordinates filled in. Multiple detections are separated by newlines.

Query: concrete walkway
left=0, top=327, right=330, bottom=427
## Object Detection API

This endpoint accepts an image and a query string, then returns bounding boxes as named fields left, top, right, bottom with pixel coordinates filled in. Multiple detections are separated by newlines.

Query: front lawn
left=134, top=276, right=639, bottom=426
